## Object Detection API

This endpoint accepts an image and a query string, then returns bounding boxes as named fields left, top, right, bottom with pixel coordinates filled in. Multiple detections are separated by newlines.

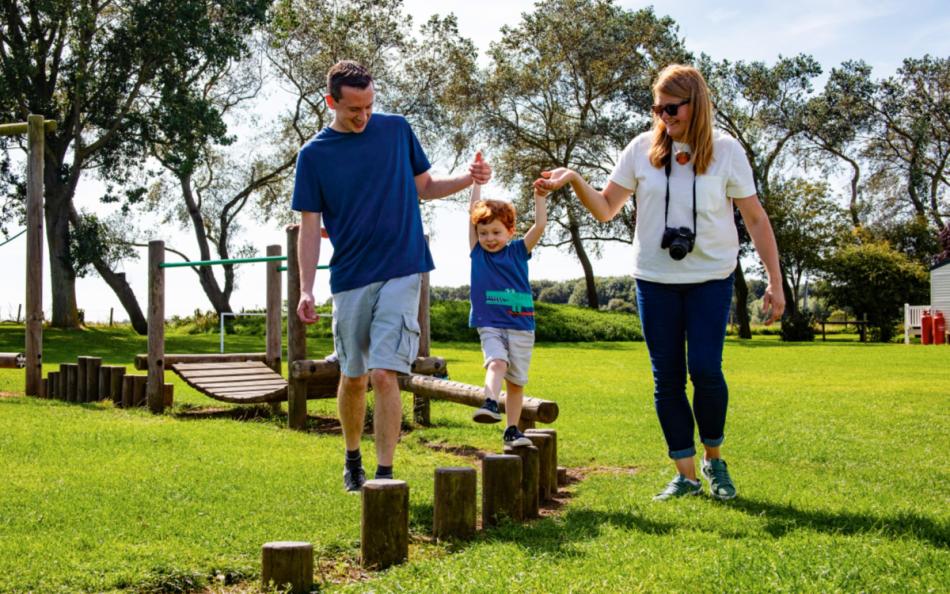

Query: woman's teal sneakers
left=653, top=474, right=703, bottom=501
left=701, top=457, right=737, bottom=500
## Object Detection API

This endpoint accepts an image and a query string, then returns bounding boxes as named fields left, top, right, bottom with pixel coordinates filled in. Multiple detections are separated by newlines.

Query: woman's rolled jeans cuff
left=701, top=434, right=725, bottom=448
left=669, top=446, right=696, bottom=460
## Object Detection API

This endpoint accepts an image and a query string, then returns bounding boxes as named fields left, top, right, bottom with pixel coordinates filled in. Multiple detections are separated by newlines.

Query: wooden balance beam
left=0, top=353, right=25, bottom=369
left=396, top=374, right=559, bottom=425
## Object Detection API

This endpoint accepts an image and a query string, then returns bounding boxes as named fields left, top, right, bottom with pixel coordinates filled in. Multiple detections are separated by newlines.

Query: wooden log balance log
left=432, top=467, right=477, bottom=540
left=261, top=541, right=313, bottom=594
left=0, top=353, right=25, bottom=369
left=396, top=374, right=558, bottom=425
left=504, top=444, right=540, bottom=519
left=361, top=479, right=409, bottom=569
left=482, top=454, right=523, bottom=527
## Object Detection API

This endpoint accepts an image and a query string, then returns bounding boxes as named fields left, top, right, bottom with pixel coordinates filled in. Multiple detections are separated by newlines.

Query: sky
left=1, top=0, right=948, bottom=323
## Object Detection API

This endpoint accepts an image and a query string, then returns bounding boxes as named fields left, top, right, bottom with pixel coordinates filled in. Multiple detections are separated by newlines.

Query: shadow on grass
left=727, top=497, right=949, bottom=549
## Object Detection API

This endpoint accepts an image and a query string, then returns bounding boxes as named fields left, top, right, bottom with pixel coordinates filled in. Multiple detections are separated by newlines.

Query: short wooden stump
left=523, top=432, right=554, bottom=501
left=261, top=541, right=313, bottom=593
left=504, top=444, right=540, bottom=519
left=433, top=467, right=476, bottom=540
left=526, top=428, right=558, bottom=498
left=482, top=454, right=523, bottom=527
left=361, top=479, right=409, bottom=569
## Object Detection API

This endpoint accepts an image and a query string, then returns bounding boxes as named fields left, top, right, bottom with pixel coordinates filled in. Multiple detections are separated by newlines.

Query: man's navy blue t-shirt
left=291, top=113, right=433, bottom=294
left=469, top=239, right=535, bottom=331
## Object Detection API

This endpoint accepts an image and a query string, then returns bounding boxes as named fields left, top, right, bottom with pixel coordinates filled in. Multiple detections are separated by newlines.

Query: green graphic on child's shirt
left=485, top=289, right=533, bottom=313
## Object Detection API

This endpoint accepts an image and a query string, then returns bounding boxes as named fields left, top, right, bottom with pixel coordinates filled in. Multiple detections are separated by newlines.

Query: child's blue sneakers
left=473, top=397, right=502, bottom=423
left=503, top=425, right=532, bottom=447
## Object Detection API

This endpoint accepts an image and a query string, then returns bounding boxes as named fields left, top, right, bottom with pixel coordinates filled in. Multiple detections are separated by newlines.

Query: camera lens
left=669, top=241, right=688, bottom=260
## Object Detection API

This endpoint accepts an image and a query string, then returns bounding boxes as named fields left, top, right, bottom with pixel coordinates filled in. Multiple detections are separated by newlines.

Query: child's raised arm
left=468, top=180, right=481, bottom=251
left=523, top=186, right=549, bottom=252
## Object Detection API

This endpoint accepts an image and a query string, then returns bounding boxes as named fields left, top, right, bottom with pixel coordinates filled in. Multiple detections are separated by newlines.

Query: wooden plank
left=194, top=377, right=288, bottom=386
left=175, top=368, right=279, bottom=379
left=194, top=382, right=289, bottom=392
left=172, top=361, right=273, bottom=371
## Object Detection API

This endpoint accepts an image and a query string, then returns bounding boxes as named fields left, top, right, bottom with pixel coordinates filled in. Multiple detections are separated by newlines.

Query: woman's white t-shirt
left=609, top=131, right=757, bottom=284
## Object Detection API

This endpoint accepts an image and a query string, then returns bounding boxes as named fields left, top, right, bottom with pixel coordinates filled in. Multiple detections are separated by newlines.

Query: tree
left=474, top=0, right=687, bottom=308
left=701, top=54, right=822, bottom=335
left=823, top=240, right=929, bottom=342
left=767, top=178, right=849, bottom=307
left=864, top=56, right=949, bottom=231
left=0, top=0, right=270, bottom=329
left=800, top=61, right=877, bottom=228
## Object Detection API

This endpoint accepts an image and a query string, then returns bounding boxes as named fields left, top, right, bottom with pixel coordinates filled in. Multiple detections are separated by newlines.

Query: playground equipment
left=1, top=115, right=56, bottom=396
left=143, top=225, right=560, bottom=431
left=0, top=353, right=25, bottom=369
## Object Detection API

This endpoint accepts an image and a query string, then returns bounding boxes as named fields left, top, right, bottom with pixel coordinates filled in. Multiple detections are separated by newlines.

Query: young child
left=468, top=152, right=549, bottom=447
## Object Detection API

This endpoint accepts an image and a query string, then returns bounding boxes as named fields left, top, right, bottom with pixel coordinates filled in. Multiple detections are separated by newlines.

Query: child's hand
left=470, top=151, right=492, bottom=185
left=534, top=168, right=575, bottom=193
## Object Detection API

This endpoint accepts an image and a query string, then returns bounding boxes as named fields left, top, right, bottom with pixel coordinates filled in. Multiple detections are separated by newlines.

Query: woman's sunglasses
left=651, top=99, right=690, bottom=117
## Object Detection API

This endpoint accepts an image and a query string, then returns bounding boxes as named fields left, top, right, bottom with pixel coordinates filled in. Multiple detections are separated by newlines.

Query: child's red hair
left=470, top=199, right=516, bottom=232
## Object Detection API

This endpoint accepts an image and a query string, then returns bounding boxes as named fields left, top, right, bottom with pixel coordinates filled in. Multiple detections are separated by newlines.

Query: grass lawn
left=0, top=324, right=948, bottom=592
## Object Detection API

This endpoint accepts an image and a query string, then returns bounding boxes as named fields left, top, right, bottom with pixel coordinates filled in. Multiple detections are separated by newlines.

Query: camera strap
left=664, top=158, right=697, bottom=234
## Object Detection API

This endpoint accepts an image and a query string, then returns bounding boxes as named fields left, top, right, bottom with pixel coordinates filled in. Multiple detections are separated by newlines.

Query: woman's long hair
left=648, top=64, right=715, bottom=175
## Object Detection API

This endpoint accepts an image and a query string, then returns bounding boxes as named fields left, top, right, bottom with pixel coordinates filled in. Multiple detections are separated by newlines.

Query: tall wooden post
left=286, top=225, right=307, bottom=430
left=266, top=244, right=283, bottom=414
left=147, top=241, right=166, bottom=413
left=413, top=236, right=431, bottom=425
left=24, top=115, right=44, bottom=396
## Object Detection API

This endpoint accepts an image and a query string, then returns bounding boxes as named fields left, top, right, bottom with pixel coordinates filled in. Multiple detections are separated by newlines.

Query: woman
left=536, top=64, right=784, bottom=501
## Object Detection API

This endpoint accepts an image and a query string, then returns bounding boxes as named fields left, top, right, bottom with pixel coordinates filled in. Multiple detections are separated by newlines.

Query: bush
left=429, top=301, right=642, bottom=342
left=780, top=310, right=816, bottom=342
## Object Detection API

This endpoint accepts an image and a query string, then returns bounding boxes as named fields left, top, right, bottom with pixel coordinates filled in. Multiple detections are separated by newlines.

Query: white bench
left=905, top=304, right=929, bottom=344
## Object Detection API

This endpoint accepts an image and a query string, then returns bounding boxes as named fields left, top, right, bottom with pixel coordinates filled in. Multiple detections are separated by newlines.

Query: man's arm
left=523, top=189, right=549, bottom=252
left=415, top=152, right=492, bottom=200
left=296, top=210, right=322, bottom=324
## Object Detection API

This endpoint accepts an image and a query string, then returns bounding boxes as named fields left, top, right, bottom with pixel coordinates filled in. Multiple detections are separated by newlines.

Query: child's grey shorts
left=477, top=326, right=535, bottom=386
left=331, top=273, right=421, bottom=378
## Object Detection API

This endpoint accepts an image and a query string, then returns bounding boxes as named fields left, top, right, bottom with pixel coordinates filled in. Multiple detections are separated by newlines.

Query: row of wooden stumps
left=261, top=429, right=560, bottom=593
left=40, top=356, right=172, bottom=408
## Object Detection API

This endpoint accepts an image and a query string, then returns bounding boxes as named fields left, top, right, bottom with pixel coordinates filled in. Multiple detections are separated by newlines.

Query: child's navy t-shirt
left=469, top=239, right=535, bottom=331
left=291, top=113, right=433, bottom=294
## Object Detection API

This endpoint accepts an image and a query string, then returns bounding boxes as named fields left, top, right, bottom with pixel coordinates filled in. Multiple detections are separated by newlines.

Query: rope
left=0, top=228, right=26, bottom=248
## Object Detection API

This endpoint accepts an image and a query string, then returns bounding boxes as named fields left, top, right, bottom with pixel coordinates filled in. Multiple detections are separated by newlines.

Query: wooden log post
left=266, top=244, right=283, bottom=415
left=523, top=433, right=553, bottom=502
left=24, top=115, right=44, bottom=397
left=482, top=454, right=523, bottom=527
left=47, top=371, right=59, bottom=400
left=286, top=225, right=308, bottom=430
left=432, top=467, right=477, bottom=541
left=98, top=366, right=110, bottom=399
left=133, top=375, right=148, bottom=407
left=361, top=479, right=409, bottom=569
left=121, top=375, right=135, bottom=408
left=85, top=357, right=101, bottom=402
left=76, top=356, right=89, bottom=402
left=504, top=444, right=540, bottom=519
left=57, top=363, right=69, bottom=400
left=40, top=377, right=47, bottom=399
left=147, top=240, right=166, bottom=413
left=64, top=363, right=78, bottom=403
left=413, top=252, right=431, bottom=426
left=163, top=383, right=174, bottom=407
left=558, top=466, right=569, bottom=486
left=526, top=428, right=558, bottom=498
left=109, top=367, right=126, bottom=402
left=261, top=541, right=313, bottom=594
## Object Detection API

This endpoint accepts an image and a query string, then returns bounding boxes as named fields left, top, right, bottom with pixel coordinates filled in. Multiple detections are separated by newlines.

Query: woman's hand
left=534, top=168, right=576, bottom=193
left=761, top=284, right=786, bottom=325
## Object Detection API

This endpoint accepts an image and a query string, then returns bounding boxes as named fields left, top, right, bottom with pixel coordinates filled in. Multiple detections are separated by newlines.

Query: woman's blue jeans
left=635, top=274, right=734, bottom=460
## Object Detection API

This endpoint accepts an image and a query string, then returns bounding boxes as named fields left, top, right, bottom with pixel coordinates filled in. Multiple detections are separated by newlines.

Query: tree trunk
left=733, top=260, right=751, bottom=339
left=44, top=179, right=80, bottom=328
left=91, top=258, right=148, bottom=334
left=781, top=270, right=797, bottom=318
left=567, top=211, right=598, bottom=309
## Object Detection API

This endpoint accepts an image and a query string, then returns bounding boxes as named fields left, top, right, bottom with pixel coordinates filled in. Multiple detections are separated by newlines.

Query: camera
left=661, top=226, right=695, bottom=260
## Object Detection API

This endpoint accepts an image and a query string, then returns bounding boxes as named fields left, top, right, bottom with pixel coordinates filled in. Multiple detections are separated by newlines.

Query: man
left=292, top=60, right=491, bottom=492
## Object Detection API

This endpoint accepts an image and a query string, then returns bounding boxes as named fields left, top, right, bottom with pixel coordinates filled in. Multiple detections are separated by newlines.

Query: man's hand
left=470, top=151, right=492, bottom=185
left=297, top=291, right=320, bottom=324
left=534, top=167, right=576, bottom=193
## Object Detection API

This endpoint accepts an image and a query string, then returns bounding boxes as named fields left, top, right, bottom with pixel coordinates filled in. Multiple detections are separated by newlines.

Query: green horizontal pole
left=0, top=119, right=57, bottom=136
left=161, top=255, right=287, bottom=268
left=278, top=265, right=330, bottom=272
